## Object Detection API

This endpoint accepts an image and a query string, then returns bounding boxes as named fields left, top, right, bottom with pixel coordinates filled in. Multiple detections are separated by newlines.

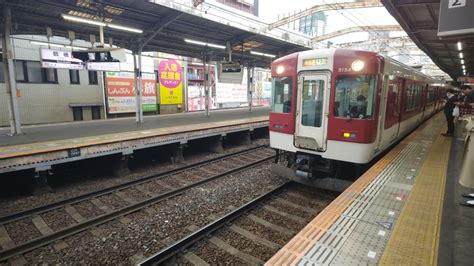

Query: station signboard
left=215, top=83, right=248, bottom=103
left=40, top=48, right=83, bottom=69
left=105, top=72, right=157, bottom=114
left=438, top=0, right=474, bottom=37
left=86, top=61, right=121, bottom=72
left=159, top=59, right=183, bottom=105
left=218, top=62, right=244, bottom=84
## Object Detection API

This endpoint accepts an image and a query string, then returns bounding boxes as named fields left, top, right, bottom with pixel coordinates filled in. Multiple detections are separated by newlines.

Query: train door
left=375, top=75, right=389, bottom=151
left=396, top=78, right=405, bottom=137
left=294, top=72, right=330, bottom=151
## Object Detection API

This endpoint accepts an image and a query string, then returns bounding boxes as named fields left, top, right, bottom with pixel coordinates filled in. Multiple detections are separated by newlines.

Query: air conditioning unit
left=237, top=0, right=254, bottom=6
left=193, top=0, right=204, bottom=7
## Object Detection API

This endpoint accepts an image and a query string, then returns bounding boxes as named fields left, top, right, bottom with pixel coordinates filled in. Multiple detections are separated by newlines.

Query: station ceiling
left=382, top=0, right=474, bottom=80
left=0, top=0, right=310, bottom=68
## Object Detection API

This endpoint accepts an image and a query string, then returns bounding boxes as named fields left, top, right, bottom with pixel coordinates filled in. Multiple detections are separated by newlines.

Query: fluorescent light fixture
left=184, top=38, right=226, bottom=49
left=462, top=65, right=465, bottom=69
left=62, top=14, right=106, bottom=27
left=459, top=53, right=463, bottom=59
left=461, top=59, right=465, bottom=64
left=207, top=43, right=226, bottom=49
left=250, top=51, right=276, bottom=58
left=108, top=23, right=143, bottom=34
left=31, top=41, right=88, bottom=50
left=457, top=41, right=462, bottom=51
left=62, top=14, right=142, bottom=34
left=65, top=45, right=88, bottom=51
left=30, top=41, right=64, bottom=48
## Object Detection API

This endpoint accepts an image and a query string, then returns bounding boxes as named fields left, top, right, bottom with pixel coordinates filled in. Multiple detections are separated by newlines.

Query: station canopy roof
left=382, top=0, right=474, bottom=80
left=0, top=0, right=311, bottom=68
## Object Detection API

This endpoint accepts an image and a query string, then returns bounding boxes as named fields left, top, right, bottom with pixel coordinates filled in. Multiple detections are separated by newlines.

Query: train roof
left=278, top=48, right=439, bottom=83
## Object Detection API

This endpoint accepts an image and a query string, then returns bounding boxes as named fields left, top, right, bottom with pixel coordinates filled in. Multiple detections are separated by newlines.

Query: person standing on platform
left=442, top=88, right=458, bottom=137
left=460, top=85, right=474, bottom=106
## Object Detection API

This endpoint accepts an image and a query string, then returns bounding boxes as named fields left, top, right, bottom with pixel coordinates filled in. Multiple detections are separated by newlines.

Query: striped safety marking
left=380, top=130, right=451, bottom=265
left=266, top=123, right=423, bottom=266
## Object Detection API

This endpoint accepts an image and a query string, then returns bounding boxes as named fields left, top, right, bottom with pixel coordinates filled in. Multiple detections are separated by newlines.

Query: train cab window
left=334, top=75, right=376, bottom=119
left=272, top=77, right=293, bottom=113
left=301, top=79, right=325, bottom=127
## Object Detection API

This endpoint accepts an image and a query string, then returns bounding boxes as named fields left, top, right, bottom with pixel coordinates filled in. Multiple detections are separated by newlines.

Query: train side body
left=269, top=48, right=445, bottom=189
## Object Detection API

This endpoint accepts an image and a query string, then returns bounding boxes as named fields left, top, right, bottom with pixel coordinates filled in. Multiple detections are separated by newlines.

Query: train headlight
left=351, top=60, right=365, bottom=72
left=343, top=132, right=357, bottom=138
left=276, top=65, right=285, bottom=75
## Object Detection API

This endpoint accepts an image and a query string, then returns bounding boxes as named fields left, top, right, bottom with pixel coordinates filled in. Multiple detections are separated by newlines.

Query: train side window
left=405, top=85, right=415, bottom=110
left=334, top=75, right=376, bottom=119
left=272, top=77, right=293, bottom=113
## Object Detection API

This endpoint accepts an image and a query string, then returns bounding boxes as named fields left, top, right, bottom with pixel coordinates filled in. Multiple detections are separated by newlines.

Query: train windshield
left=272, top=77, right=293, bottom=113
left=334, top=75, right=376, bottom=119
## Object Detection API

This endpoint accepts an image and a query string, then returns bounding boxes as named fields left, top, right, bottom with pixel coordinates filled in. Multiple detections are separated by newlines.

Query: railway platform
left=0, top=108, right=269, bottom=177
left=267, top=112, right=474, bottom=265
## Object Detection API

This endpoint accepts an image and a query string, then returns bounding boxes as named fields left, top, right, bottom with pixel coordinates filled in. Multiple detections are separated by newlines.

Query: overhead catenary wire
left=319, top=0, right=420, bottom=63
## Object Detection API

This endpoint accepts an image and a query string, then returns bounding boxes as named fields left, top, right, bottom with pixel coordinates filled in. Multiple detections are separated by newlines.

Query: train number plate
left=68, top=148, right=81, bottom=158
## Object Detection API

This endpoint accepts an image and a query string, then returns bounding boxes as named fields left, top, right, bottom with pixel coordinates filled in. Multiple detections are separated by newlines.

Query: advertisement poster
left=159, top=59, right=183, bottom=105
left=105, top=72, right=157, bottom=114
left=215, top=83, right=248, bottom=103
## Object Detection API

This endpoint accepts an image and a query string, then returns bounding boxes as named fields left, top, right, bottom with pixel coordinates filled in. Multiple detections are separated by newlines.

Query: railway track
left=140, top=183, right=336, bottom=265
left=0, top=146, right=275, bottom=263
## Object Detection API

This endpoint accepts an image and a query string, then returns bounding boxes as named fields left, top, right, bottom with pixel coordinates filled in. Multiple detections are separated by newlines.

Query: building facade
left=217, top=0, right=258, bottom=16
left=0, top=37, right=104, bottom=127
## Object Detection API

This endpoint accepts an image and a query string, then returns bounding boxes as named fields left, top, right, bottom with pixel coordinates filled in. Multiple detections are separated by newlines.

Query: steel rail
left=0, top=145, right=268, bottom=225
left=0, top=153, right=275, bottom=262
left=139, top=182, right=291, bottom=266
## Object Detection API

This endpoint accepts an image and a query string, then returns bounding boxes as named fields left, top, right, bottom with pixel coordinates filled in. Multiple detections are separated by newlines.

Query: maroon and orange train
left=269, top=49, right=446, bottom=190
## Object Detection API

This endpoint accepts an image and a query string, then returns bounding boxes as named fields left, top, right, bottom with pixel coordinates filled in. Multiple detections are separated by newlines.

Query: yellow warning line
left=380, top=127, right=451, bottom=265
left=266, top=123, right=423, bottom=266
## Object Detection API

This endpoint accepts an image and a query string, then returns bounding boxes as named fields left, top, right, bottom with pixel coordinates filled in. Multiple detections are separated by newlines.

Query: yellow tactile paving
left=0, top=116, right=268, bottom=159
left=380, top=128, right=451, bottom=265
left=266, top=124, right=422, bottom=266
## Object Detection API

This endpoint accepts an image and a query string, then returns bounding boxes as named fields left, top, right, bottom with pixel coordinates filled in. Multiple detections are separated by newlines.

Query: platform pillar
left=171, top=144, right=185, bottom=164
left=113, top=155, right=131, bottom=177
left=208, top=136, right=224, bottom=153
left=133, top=50, right=144, bottom=124
left=2, top=7, right=22, bottom=135
left=248, top=66, right=254, bottom=113
left=33, top=171, right=53, bottom=195
left=238, top=131, right=251, bottom=145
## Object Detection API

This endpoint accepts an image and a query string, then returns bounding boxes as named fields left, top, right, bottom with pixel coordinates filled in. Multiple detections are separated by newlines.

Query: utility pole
left=133, top=50, right=144, bottom=123
left=3, top=6, right=22, bottom=135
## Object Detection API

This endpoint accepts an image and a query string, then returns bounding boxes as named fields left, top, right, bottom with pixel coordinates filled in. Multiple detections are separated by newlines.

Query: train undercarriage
left=273, top=150, right=369, bottom=192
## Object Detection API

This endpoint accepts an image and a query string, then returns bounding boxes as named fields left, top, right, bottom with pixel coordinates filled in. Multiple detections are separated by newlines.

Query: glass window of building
left=88, top=71, right=98, bottom=84
left=43, top=68, right=57, bottom=83
left=0, top=54, right=3, bottom=82
left=15, top=61, right=26, bottom=82
left=26, top=61, right=43, bottom=83
left=70, top=70, right=80, bottom=84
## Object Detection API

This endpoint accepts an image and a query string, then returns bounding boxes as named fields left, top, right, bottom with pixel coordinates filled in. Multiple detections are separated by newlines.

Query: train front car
left=270, top=49, right=384, bottom=192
